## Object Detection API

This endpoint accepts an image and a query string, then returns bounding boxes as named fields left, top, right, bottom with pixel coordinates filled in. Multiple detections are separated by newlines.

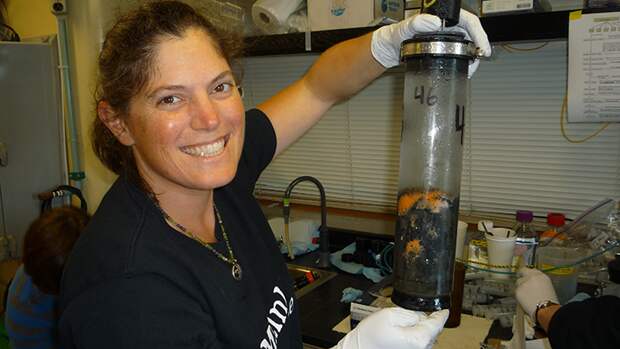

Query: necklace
left=156, top=202, right=242, bottom=281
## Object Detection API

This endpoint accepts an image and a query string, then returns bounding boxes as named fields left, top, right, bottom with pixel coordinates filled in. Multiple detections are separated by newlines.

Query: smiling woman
left=91, top=4, right=243, bottom=197
left=102, top=28, right=245, bottom=197
left=58, top=1, right=491, bottom=348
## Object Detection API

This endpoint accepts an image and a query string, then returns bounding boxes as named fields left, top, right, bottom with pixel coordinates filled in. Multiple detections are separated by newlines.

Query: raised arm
left=258, top=10, right=491, bottom=157
left=258, top=32, right=383, bottom=156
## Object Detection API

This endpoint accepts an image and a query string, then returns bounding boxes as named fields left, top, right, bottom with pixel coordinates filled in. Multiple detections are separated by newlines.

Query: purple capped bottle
left=513, top=210, right=538, bottom=267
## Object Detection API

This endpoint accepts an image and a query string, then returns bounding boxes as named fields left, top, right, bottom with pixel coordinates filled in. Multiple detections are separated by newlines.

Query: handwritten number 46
left=414, top=86, right=438, bottom=106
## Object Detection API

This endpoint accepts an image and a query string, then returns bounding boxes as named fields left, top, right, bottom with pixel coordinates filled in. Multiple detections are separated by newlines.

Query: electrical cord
left=498, top=43, right=609, bottom=143
left=560, top=94, right=610, bottom=143
left=501, top=42, right=549, bottom=52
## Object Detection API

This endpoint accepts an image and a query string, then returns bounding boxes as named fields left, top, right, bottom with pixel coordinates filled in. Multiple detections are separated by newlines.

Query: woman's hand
left=333, top=307, right=449, bottom=349
left=371, top=9, right=492, bottom=77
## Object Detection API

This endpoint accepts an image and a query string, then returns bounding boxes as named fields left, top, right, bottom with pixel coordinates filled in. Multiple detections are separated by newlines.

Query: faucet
left=283, top=176, right=330, bottom=268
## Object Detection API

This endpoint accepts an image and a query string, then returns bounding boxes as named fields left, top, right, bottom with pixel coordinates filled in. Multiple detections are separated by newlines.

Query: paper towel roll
left=252, top=0, right=304, bottom=34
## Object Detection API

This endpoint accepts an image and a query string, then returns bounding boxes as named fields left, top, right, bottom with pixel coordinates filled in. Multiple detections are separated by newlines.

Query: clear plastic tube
left=392, top=33, right=472, bottom=311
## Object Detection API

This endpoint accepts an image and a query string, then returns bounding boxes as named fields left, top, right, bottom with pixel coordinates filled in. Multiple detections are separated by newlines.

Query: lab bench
left=289, top=230, right=501, bottom=348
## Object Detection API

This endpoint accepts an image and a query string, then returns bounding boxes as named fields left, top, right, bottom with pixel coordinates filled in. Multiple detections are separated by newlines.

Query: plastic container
left=486, top=228, right=517, bottom=279
left=537, top=246, right=586, bottom=304
left=513, top=210, right=538, bottom=267
left=455, top=220, right=469, bottom=260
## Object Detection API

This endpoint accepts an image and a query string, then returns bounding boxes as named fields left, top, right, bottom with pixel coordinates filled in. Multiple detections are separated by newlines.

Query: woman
left=59, top=1, right=490, bottom=348
left=516, top=267, right=620, bottom=349
left=5, top=206, right=89, bottom=349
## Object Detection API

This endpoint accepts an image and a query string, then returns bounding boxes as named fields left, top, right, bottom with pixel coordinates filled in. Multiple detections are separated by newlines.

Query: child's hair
left=22, top=206, right=90, bottom=295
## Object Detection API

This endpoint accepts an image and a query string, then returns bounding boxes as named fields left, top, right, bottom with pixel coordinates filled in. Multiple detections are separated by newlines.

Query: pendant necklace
left=156, top=202, right=242, bottom=281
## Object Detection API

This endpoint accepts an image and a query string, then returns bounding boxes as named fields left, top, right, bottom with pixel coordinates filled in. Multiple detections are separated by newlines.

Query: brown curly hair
left=92, top=0, right=243, bottom=191
left=23, top=207, right=90, bottom=295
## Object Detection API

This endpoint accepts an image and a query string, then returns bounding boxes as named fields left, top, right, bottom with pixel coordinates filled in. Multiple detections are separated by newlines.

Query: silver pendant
left=232, top=263, right=242, bottom=281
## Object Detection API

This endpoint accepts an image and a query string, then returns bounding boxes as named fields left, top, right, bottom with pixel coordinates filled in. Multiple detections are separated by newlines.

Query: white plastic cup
left=455, top=220, right=468, bottom=260
left=486, top=228, right=516, bottom=279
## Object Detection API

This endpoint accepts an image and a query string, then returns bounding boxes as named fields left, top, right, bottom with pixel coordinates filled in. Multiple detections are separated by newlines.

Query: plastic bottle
left=513, top=210, right=538, bottom=267
left=466, top=220, right=493, bottom=268
left=540, top=213, right=566, bottom=246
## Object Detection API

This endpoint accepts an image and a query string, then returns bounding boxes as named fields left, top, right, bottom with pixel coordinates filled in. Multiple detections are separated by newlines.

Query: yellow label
left=569, top=11, right=582, bottom=21
left=471, top=239, right=487, bottom=248
left=541, top=263, right=574, bottom=276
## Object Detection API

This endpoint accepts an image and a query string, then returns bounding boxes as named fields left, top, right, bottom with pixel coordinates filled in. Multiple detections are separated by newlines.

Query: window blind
left=242, top=41, right=620, bottom=219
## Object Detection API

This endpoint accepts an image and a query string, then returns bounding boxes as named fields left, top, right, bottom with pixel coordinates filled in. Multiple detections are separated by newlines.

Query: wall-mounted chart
left=568, top=11, right=620, bottom=123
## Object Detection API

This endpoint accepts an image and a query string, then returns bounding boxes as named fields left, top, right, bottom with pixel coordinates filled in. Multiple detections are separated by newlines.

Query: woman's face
left=120, top=28, right=245, bottom=194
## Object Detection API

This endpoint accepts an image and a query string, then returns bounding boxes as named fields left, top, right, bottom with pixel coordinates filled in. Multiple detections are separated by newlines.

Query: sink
left=287, top=264, right=337, bottom=298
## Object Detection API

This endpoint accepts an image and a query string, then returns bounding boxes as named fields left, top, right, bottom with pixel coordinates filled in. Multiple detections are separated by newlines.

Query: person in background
left=515, top=267, right=620, bottom=349
left=5, top=206, right=89, bottom=349
left=58, top=1, right=491, bottom=348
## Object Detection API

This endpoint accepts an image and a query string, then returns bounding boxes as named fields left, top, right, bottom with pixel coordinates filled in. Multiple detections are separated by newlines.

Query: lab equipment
left=445, top=260, right=466, bottom=327
left=537, top=246, right=587, bottom=304
left=513, top=210, right=538, bottom=267
left=392, top=31, right=477, bottom=311
left=447, top=221, right=468, bottom=327
left=562, top=198, right=615, bottom=247
left=455, top=220, right=468, bottom=259
left=540, top=212, right=566, bottom=246
left=486, top=229, right=517, bottom=280
left=421, top=0, right=462, bottom=27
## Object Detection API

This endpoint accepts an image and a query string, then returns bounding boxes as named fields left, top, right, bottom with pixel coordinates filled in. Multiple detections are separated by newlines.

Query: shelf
left=243, top=11, right=571, bottom=57
left=482, top=10, right=569, bottom=42
left=244, top=26, right=377, bottom=56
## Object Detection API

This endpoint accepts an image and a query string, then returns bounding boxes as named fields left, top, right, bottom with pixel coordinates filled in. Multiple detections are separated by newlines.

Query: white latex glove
left=371, top=9, right=492, bottom=78
left=333, top=307, right=449, bottom=349
left=515, top=267, right=559, bottom=320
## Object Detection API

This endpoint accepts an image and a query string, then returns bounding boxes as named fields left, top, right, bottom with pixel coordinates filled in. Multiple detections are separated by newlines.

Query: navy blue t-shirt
left=59, top=109, right=302, bottom=349
left=548, top=295, right=620, bottom=349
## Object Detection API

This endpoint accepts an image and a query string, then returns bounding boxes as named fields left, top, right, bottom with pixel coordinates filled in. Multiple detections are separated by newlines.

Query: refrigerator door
left=0, top=38, right=67, bottom=257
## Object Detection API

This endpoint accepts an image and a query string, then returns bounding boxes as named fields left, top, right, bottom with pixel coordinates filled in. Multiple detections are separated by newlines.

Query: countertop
left=289, top=250, right=504, bottom=348
left=289, top=245, right=523, bottom=348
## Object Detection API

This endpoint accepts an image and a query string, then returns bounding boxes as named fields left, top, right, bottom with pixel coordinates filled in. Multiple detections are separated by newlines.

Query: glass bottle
left=513, top=210, right=538, bottom=267
left=445, top=260, right=465, bottom=328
